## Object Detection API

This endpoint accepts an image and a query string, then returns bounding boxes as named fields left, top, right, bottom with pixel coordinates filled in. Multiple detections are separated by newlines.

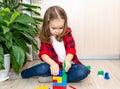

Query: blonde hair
left=39, top=5, right=68, bottom=44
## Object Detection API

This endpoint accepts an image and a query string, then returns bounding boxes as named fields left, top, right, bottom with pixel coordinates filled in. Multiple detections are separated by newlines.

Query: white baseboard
left=33, top=54, right=120, bottom=60
left=79, top=55, right=120, bottom=60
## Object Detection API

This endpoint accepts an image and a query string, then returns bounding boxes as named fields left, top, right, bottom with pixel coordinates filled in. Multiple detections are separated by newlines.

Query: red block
left=53, top=86, right=66, bottom=89
left=53, top=79, right=57, bottom=82
left=69, top=85, right=76, bottom=89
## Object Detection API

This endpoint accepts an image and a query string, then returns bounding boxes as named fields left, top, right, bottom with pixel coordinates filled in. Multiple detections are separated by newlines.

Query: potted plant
left=0, top=0, right=43, bottom=80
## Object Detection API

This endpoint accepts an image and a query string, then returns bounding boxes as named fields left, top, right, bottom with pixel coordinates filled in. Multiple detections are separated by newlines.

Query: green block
left=62, top=74, right=67, bottom=80
left=86, top=65, right=91, bottom=70
left=98, top=70, right=104, bottom=75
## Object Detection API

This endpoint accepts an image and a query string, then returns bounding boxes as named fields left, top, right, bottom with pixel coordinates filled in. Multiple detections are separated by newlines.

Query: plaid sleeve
left=64, top=29, right=76, bottom=55
left=38, top=43, right=49, bottom=61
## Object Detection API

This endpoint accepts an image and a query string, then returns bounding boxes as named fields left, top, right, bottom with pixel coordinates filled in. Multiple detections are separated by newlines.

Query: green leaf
left=12, top=23, right=29, bottom=31
left=31, top=42, right=38, bottom=52
left=2, top=26, right=10, bottom=34
left=0, top=8, right=10, bottom=16
left=3, top=8, right=10, bottom=12
left=11, top=46, right=25, bottom=74
left=12, top=23, right=36, bottom=36
left=20, top=3, right=41, bottom=9
left=33, top=17, right=43, bottom=22
left=0, top=44, right=4, bottom=69
left=0, top=44, right=4, bottom=63
left=21, top=32, right=35, bottom=42
left=0, top=64, right=5, bottom=69
left=15, top=13, right=35, bottom=24
left=0, top=34, right=6, bottom=42
left=14, top=38, right=30, bottom=53
left=5, top=32, right=13, bottom=49
left=22, top=8, right=40, bottom=15
left=9, top=10, right=20, bottom=25
left=0, top=15, right=3, bottom=23
left=4, top=19, right=9, bottom=26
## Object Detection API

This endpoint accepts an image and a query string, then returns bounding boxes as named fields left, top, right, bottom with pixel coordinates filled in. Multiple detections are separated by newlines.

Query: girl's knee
left=39, top=63, right=50, bottom=69
left=67, top=69, right=89, bottom=82
left=77, top=69, right=89, bottom=80
left=34, top=63, right=50, bottom=75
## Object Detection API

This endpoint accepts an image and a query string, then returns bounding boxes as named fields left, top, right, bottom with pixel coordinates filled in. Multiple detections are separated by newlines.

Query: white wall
left=33, top=0, right=120, bottom=59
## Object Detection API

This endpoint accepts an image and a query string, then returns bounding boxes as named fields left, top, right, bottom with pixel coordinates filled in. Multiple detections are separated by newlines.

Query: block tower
left=52, top=62, right=67, bottom=89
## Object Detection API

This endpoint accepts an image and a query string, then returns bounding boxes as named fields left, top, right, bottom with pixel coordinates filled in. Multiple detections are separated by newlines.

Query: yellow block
left=35, top=85, right=48, bottom=89
left=53, top=76, right=62, bottom=83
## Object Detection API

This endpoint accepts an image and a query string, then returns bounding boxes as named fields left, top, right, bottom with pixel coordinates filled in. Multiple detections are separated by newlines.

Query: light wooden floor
left=0, top=60, right=120, bottom=89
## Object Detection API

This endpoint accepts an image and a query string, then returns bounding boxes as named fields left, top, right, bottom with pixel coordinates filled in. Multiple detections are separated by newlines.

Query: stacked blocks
left=52, top=62, right=67, bottom=89
left=52, top=76, right=67, bottom=89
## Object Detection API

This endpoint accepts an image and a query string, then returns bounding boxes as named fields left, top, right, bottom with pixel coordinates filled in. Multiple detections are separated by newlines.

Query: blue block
left=57, top=70, right=62, bottom=76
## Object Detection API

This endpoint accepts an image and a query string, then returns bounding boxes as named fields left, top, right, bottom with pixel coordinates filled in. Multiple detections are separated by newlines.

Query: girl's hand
left=50, top=62, right=59, bottom=75
left=65, top=60, right=71, bottom=72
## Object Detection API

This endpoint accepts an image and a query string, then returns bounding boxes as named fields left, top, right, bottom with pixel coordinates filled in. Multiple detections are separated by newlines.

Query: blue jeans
left=21, top=63, right=90, bottom=82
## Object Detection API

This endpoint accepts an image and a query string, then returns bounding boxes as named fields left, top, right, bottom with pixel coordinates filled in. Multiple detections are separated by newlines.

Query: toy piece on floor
left=104, top=72, right=110, bottom=80
left=69, top=85, right=76, bottom=89
left=98, top=70, right=104, bottom=75
left=97, top=70, right=104, bottom=78
left=97, top=70, right=110, bottom=80
left=86, top=65, right=91, bottom=70
left=52, top=61, right=67, bottom=89
left=35, top=85, right=48, bottom=89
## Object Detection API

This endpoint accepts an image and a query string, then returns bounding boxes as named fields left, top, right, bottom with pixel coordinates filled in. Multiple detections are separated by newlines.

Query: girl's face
left=49, top=19, right=65, bottom=36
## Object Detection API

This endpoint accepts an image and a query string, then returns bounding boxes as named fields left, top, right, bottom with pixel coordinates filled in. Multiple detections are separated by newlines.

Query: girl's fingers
left=50, top=64, right=59, bottom=75
left=65, top=66, right=69, bottom=72
left=65, top=61, right=71, bottom=72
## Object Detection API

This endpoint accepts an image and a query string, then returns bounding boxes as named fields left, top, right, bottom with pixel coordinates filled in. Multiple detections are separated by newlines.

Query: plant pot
left=0, top=54, right=10, bottom=82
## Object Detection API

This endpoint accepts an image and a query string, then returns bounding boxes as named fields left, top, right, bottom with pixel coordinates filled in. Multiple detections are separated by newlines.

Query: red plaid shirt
left=38, top=28, right=81, bottom=69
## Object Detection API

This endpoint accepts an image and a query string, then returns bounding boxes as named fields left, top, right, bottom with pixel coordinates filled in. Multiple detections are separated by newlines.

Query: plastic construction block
left=69, top=85, right=76, bottom=89
left=53, top=86, right=66, bottom=89
left=57, top=70, right=62, bottom=76
left=52, top=61, right=67, bottom=88
left=104, top=72, right=110, bottom=80
left=98, top=70, right=104, bottom=75
left=86, top=65, right=91, bottom=70
left=53, top=76, right=62, bottom=83
left=53, top=79, right=57, bottom=82
left=35, top=85, right=48, bottom=89
left=62, top=74, right=67, bottom=80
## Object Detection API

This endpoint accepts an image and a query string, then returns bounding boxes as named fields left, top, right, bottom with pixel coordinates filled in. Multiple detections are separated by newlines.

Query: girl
left=21, top=5, right=90, bottom=82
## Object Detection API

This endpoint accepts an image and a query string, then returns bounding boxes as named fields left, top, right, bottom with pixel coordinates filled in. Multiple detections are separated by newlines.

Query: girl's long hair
left=39, top=5, right=68, bottom=44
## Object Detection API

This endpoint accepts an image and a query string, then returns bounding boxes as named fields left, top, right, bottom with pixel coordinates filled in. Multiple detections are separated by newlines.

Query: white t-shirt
left=51, top=36, right=66, bottom=62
